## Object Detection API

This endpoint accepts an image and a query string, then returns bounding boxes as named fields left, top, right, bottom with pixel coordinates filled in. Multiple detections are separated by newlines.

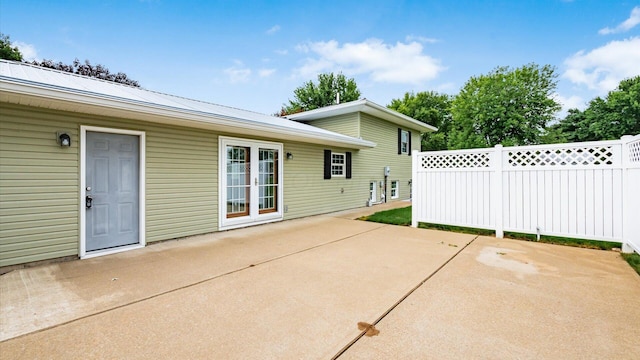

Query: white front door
left=219, top=137, right=283, bottom=230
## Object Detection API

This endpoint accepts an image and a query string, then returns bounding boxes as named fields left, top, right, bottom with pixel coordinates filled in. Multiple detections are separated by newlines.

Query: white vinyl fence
left=412, top=135, right=640, bottom=253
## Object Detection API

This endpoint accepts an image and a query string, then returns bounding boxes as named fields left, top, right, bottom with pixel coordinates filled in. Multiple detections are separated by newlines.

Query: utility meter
left=384, top=166, right=391, bottom=176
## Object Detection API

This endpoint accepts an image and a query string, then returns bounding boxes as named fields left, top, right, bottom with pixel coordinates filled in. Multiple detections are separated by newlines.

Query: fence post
left=411, top=152, right=418, bottom=228
left=621, top=135, right=633, bottom=253
left=493, top=144, right=504, bottom=238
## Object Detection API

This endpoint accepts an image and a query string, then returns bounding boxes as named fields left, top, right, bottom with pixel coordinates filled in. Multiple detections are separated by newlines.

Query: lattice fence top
left=628, top=139, right=640, bottom=163
left=420, top=151, right=491, bottom=169
left=507, top=145, right=615, bottom=167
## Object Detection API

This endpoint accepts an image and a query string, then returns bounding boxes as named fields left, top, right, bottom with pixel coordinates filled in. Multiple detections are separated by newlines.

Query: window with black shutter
left=324, top=150, right=352, bottom=179
left=398, top=128, right=410, bottom=155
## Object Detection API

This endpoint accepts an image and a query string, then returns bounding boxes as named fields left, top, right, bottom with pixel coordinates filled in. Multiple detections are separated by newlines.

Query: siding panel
left=282, top=141, right=368, bottom=219
left=303, top=113, right=360, bottom=138
left=0, top=103, right=218, bottom=267
left=0, top=106, right=79, bottom=266
left=358, top=114, right=416, bottom=202
left=282, top=113, right=420, bottom=218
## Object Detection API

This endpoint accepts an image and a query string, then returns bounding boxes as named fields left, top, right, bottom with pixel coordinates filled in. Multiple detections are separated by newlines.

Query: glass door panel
left=226, top=146, right=250, bottom=218
left=258, top=148, right=278, bottom=214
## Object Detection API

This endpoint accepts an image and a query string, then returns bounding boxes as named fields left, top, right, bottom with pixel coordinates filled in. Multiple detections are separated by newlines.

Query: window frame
left=391, top=180, right=399, bottom=199
left=331, top=152, right=346, bottom=177
left=400, top=130, right=409, bottom=154
left=324, top=150, right=352, bottom=179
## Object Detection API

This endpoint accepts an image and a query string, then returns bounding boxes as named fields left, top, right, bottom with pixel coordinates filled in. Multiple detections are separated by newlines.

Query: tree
left=548, top=76, right=640, bottom=142
left=0, top=33, right=141, bottom=87
left=448, top=63, right=561, bottom=149
left=29, top=58, right=141, bottom=87
left=0, top=33, right=23, bottom=61
left=279, top=72, right=360, bottom=115
left=388, top=91, right=452, bottom=151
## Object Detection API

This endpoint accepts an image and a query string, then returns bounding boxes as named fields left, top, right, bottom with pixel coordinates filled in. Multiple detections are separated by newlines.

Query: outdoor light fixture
left=57, top=132, right=71, bottom=147
left=286, top=152, right=293, bottom=160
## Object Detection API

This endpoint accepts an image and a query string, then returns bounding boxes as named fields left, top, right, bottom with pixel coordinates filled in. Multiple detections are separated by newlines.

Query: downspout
left=384, top=175, right=388, bottom=203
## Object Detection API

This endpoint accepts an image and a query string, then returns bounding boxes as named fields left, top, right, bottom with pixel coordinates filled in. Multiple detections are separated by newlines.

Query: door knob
left=86, top=195, right=93, bottom=209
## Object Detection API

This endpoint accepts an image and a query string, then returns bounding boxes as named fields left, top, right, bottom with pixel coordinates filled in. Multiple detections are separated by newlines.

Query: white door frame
left=219, top=136, right=284, bottom=230
left=370, top=181, right=377, bottom=203
left=80, top=125, right=146, bottom=259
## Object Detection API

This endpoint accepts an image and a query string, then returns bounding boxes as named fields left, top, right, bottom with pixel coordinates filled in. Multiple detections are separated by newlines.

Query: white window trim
left=401, top=130, right=409, bottom=154
left=80, top=126, right=146, bottom=259
left=391, top=180, right=399, bottom=199
left=331, top=152, right=346, bottom=177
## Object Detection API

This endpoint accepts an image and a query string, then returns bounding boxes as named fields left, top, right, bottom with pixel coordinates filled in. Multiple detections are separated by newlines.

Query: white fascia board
left=0, top=79, right=376, bottom=149
left=287, top=99, right=438, bottom=133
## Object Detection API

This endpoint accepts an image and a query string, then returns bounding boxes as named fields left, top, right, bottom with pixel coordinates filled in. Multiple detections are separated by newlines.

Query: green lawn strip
left=503, top=231, right=621, bottom=251
left=622, top=253, right=640, bottom=276
left=418, top=222, right=494, bottom=236
left=357, top=206, right=412, bottom=225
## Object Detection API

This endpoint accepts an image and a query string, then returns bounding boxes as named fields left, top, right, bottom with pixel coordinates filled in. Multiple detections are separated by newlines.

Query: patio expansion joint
left=331, top=234, right=480, bottom=359
left=1, top=222, right=389, bottom=343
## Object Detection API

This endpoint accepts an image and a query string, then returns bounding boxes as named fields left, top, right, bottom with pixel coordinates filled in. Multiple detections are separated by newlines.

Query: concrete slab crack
left=2, top=223, right=387, bottom=343
left=332, top=235, right=479, bottom=359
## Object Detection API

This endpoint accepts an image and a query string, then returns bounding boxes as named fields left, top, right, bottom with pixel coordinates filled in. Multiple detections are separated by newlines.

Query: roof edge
left=286, top=99, right=438, bottom=133
left=0, top=75, right=376, bottom=149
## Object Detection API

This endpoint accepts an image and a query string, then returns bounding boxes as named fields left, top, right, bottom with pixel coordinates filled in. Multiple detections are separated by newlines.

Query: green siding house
left=0, top=60, right=435, bottom=270
left=287, top=100, right=435, bottom=205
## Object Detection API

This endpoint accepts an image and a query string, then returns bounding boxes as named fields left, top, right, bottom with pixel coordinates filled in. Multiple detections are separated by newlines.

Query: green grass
left=358, top=206, right=412, bottom=225
left=418, top=222, right=494, bottom=236
left=503, top=231, right=620, bottom=250
left=622, top=253, right=640, bottom=276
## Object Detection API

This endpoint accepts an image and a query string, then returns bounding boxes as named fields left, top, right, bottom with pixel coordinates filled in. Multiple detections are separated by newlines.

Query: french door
left=219, top=137, right=283, bottom=229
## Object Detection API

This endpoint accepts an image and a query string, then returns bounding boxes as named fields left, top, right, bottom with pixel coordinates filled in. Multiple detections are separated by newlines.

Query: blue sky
left=2, top=1, right=639, bottom=117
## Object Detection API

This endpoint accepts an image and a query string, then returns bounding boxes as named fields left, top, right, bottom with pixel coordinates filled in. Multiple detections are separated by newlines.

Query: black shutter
left=346, top=152, right=352, bottom=179
left=408, top=131, right=412, bottom=156
left=398, top=128, right=402, bottom=154
left=324, top=150, right=331, bottom=179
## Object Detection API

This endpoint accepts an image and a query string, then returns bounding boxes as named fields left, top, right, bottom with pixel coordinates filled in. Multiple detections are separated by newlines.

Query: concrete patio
left=1, top=203, right=639, bottom=359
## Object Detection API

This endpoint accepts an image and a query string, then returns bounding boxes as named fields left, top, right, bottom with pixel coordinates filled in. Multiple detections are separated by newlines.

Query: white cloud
left=563, top=37, right=640, bottom=94
left=14, top=41, right=38, bottom=61
left=599, top=6, right=640, bottom=34
left=553, top=93, right=586, bottom=118
left=405, top=35, right=440, bottom=44
left=224, top=61, right=251, bottom=83
left=258, top=68, right=276, bottom=77
left=435, top=82, right=456, bottom=93
left=274, top=49, right=288, bottom=55
left=558, top=94, right=585, bottom=110
left=266, top=25, right=281, bottom=35
left=293, top=38, right=445, bottom=85
left=294, top=43, right=309, bottom=53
